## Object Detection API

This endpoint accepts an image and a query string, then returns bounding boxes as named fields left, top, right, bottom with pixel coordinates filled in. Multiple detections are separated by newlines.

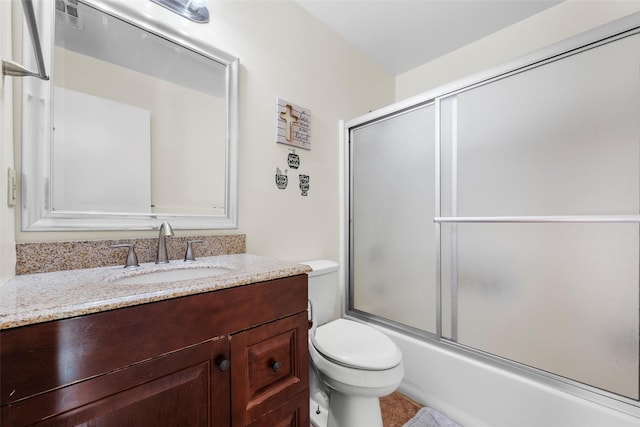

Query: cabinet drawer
left=231, top=312, right=309, bottom=425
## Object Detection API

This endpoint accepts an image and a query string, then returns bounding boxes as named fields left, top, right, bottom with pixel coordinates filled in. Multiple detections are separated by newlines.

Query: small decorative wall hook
left=299, top=174, right=309, bottom=196
left=288, top=149, right=300, bottom=169
left=275, top=167, right=288, bottom=190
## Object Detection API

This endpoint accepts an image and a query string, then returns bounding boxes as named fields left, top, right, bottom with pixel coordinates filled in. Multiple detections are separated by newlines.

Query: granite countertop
left=0, top=254, right=312, bottom=330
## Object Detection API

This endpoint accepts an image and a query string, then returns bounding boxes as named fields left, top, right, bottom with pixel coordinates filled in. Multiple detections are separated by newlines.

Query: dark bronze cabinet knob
left=217, top=358, right=230, bottom=372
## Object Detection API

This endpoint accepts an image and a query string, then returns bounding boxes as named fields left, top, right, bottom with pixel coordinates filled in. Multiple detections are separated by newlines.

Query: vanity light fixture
left=150, top=0, right=209, bottom=23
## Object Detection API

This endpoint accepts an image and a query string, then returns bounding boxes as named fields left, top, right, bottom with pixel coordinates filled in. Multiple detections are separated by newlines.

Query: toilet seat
left=311, top=318, right=402, bottom=370
left=308, top=341, right=404, bottom=396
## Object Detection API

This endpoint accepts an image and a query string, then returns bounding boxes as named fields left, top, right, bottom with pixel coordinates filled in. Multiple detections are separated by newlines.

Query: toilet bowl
left=302, top=260, right=404, bottom=427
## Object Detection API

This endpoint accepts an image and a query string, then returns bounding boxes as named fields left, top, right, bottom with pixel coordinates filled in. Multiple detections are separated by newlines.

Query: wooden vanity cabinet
left=0, top=275, right=309, bottom=427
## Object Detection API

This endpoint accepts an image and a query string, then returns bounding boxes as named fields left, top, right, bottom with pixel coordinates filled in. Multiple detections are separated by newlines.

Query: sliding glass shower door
left=349, top=104, right=437, bottom=334
left=439, top=33, right=640, bottom=400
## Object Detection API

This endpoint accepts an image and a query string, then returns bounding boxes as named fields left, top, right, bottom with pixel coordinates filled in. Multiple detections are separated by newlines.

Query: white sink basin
left=112, top=267, right=231, bottom=285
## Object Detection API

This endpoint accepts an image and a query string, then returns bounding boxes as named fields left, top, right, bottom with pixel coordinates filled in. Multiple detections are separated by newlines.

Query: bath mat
left=402, top=407, right=461, bottom=427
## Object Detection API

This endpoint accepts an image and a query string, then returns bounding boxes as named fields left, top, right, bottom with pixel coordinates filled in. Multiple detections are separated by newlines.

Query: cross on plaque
left=279, top=104, right=299, bottom=141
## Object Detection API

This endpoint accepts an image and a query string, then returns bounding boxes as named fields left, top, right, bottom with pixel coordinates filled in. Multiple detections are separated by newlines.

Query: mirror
left=20, top=0, right=238, bottom=230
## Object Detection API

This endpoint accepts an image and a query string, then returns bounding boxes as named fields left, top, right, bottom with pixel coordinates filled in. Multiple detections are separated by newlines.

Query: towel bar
left=2, top=0, right=49, bottom=80
left=435, top=215, right=640, bottom=223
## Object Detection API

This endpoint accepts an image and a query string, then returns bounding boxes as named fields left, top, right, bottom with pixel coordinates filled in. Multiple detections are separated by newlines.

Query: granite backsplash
left=16, top=234, right=246, bottom=275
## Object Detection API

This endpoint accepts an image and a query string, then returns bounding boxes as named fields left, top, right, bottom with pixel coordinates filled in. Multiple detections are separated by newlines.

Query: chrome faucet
left=156, top=222, right=174, bottom=264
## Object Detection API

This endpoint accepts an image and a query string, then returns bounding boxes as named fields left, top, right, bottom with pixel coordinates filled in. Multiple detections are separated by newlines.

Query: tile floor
left=380, top=391, right=424, bottom=427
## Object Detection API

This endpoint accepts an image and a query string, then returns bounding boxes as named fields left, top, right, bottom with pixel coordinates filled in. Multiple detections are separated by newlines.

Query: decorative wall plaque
left=276, top=98, right=310, bottom=150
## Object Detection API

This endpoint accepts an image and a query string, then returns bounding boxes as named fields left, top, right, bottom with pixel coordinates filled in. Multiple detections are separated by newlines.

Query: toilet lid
left=311, top=318, right=401, bottom=370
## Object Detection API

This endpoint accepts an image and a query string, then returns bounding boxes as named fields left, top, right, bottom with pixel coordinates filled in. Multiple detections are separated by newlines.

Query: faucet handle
left=184, top=240, right=204, bottom=262
left=110, top=243, right=140, bottom=268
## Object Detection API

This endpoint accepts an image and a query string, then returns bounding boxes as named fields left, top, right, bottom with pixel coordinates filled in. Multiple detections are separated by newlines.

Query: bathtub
left=374, top=325, right=640, bottom=427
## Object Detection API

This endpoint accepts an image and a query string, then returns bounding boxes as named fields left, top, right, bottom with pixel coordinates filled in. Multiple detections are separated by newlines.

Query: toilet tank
left=300, top=260, right=339, bottom=326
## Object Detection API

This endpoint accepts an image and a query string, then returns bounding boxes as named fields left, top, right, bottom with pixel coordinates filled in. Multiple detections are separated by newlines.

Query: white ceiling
left=295, top=0, right=563, bottom=75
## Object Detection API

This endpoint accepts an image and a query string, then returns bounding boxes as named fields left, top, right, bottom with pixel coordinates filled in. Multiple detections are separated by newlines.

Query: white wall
left=211, top=0, right=393, bottom=262
left=1, top=1, right=17, bottom=284
left=12, top=0, right=394, bottom=268
left=396, top=0, right=640, bottom=101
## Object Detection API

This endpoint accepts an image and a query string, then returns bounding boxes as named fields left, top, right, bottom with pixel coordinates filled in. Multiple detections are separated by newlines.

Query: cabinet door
left=231, top=312, right=309, bottom=426
left=2, top=338, right=230, bottom=427
left=247, top=390, right=310, bottom=427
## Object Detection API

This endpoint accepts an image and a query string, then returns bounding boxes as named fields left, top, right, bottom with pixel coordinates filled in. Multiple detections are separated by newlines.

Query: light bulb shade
left=188, top=0, right=207, bottom=9
left=150, top=0, right=209, bottom=23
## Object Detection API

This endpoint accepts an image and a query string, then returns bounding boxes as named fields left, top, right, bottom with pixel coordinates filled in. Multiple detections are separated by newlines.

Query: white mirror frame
left=20, top=0, right=238, bottom=231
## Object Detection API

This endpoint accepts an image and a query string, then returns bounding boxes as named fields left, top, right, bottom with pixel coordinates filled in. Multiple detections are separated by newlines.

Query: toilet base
left=310, top=396, right=328, bottom=427
left=326, top=390, right=383, bottom=427
left=310, top=391, right=385, bottom=427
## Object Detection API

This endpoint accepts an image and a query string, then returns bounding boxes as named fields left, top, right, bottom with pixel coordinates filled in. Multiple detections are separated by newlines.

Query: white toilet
left=302, top=260, right=404, bottom=427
